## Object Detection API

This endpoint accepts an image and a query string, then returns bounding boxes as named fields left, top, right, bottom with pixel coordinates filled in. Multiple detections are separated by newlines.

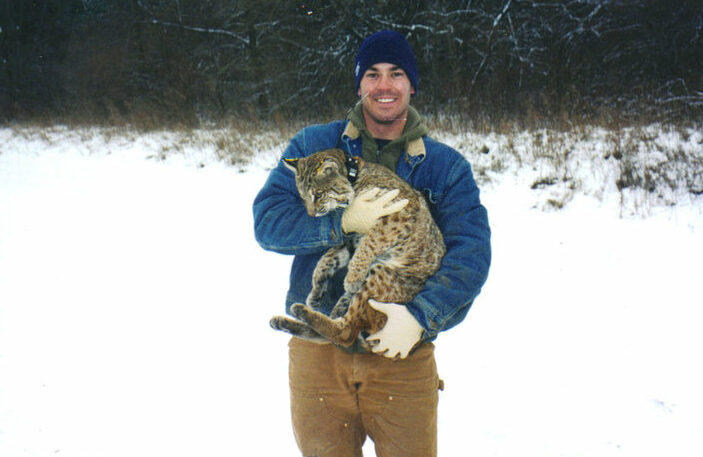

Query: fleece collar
left=343, top=105, right=427, bottom=168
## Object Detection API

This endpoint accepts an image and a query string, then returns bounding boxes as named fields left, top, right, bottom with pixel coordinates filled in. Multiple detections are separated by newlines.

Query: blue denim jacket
left=253, top=119, right=491, bottom=342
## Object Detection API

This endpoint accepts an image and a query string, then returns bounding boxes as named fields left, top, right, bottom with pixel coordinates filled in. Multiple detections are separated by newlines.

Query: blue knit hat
left=354, top=30, right=418, bottom=93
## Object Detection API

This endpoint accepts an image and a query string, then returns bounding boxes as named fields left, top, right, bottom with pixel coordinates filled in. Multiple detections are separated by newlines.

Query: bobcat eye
left=314, top=190, right=324, bottom=200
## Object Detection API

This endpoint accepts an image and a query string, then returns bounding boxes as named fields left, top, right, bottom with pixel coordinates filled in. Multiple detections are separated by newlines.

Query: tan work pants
left=288, top=337, right=441, bottom=457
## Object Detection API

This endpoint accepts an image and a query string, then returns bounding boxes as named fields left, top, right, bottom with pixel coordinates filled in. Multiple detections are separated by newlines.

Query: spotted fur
left=270, top=148, right=445, bottom=350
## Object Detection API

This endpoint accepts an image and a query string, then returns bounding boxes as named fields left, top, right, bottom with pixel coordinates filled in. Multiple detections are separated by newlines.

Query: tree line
left=1, top=0, right=702, bottom=126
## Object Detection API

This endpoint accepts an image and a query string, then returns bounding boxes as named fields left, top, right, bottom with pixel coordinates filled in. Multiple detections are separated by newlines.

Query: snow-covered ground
left=1, top=125, right=701, bottom=457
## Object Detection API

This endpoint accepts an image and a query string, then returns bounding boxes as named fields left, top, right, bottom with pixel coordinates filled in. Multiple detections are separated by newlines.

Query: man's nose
left=376, top=73, right=392, bottom=90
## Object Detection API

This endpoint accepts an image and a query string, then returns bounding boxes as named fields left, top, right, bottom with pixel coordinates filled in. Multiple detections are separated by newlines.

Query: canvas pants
left=288, top=337, right=441, bottom=457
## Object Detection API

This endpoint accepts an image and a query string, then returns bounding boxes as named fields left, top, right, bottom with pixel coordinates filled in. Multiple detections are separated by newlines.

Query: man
left=253, top=30, right=491, bottom=457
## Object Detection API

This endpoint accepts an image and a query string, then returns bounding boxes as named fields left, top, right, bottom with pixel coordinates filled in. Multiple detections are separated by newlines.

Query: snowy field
left=1, top=125, right=702, bottom=457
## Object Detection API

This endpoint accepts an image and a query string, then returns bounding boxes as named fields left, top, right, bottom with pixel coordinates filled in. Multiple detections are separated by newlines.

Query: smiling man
left=349, top=31, right=427, bottom=171
left=253, top=30, right=491, bottom=457
left=357, top=62, right=414, bottom=133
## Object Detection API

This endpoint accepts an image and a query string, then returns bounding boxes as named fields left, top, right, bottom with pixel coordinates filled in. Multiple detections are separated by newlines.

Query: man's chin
left=367, top=110, right=405, bottom=125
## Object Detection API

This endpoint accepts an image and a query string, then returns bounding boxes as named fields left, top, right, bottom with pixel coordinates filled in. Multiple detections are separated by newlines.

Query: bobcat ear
left=317, top=159, right=339, bottom=176
left=283, top=157, right=299, bottom=174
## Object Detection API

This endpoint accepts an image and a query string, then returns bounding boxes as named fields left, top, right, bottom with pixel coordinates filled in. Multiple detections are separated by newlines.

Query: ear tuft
left=283, top=157, right=299, bottom=174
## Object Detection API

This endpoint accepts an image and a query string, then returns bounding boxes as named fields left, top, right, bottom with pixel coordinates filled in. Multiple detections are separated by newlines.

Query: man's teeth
left=376, top=98, right=396, bottom=103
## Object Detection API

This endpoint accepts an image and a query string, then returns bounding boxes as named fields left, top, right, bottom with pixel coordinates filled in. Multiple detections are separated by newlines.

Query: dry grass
left=3, top=112, right=701, bottom=217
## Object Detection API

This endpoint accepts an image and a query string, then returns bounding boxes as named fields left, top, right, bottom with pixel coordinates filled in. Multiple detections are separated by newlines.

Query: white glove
left=366, top=299, right=424, bottom=360
left=341, top=188, right=408, bottom=234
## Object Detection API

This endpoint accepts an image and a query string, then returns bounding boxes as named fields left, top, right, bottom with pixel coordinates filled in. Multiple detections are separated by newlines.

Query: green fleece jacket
left=347, top=103, right=429, bottom=171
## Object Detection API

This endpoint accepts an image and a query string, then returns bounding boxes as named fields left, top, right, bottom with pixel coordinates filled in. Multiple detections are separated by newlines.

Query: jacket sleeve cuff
left=328, top=210, right=345, bottom=244
left=406, top=296, right=474, bottom=342
left=405, top=297, right=441, bottom=340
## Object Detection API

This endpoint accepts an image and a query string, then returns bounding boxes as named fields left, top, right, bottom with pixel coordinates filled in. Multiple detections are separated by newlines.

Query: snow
left=1, top=125, right=702, bottom=457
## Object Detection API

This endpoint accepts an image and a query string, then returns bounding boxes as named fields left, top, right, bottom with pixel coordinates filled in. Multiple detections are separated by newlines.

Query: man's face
left=357, top=62, right=414, bottom=132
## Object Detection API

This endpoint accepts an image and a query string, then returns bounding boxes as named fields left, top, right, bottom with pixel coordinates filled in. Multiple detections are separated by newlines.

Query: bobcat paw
left=291, top=302, right=326, bottom=326
left=269, top=315, right=326, bottom=342
left=290, top=303, right=309, bottom=320
left=270, top=315, right=296, bottom=332
left=305, top=296, right=324, bottom=309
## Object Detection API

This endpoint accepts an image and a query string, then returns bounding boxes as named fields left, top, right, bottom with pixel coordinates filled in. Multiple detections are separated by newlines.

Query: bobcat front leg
left=343, top=225, right=397, bottom=294
left=306, top=243, right=352, bottom=308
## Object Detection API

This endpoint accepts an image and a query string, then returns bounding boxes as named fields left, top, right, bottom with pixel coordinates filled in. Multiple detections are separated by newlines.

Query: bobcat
left=269, top=148, right=445, bottom=350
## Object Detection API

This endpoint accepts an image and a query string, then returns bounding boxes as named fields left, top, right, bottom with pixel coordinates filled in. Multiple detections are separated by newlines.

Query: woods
left=1, top=0, right=702, bottom=126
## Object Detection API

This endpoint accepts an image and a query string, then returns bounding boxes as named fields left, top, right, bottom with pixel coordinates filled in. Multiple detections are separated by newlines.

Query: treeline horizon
left=1, top=0, right=702, bottom=128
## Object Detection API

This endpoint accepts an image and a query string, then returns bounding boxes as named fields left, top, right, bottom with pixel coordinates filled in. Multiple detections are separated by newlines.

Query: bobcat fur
left=269, top=148, right=445, bottom=350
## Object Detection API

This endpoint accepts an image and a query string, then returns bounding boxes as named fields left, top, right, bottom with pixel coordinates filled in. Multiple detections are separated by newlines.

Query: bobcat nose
left=305, top=204, right=319, bottom=217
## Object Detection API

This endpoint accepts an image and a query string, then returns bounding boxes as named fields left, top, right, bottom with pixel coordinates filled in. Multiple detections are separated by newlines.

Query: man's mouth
left=371, top=92, right=398, bottom=104
left=375, top=97, right=397, bottom=104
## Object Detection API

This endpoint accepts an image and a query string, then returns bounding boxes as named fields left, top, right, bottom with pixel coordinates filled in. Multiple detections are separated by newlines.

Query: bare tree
left=2, top=0, right=701, bottom=124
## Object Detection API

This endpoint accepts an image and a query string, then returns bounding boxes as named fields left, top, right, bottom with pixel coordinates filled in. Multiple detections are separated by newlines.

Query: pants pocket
left=369, top=391, right=438, bottom=457
left=360, top=344, right=440, bottom=457
left=290, top=389, right=363, bottom=457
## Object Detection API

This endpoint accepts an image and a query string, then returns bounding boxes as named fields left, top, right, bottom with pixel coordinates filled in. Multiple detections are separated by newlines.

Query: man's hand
left=341, top=188, right=408, bottom=234
left=366, top=299, right=423, bottom=360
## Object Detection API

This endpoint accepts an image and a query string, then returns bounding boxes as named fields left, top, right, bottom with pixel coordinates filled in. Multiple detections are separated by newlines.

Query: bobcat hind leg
left=270, top=314, right=326, bottom=343
left=329, top=291, right=354, bottom=319
left=291, top=300, right=363, bottom=348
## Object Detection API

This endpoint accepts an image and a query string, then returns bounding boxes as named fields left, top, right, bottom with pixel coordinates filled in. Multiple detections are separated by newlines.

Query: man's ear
left=283, top=157, right=299, bottom=174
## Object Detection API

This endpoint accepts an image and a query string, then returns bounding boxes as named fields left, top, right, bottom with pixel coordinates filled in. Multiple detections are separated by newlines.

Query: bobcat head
left=283, top=149, right=355, bottom=217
